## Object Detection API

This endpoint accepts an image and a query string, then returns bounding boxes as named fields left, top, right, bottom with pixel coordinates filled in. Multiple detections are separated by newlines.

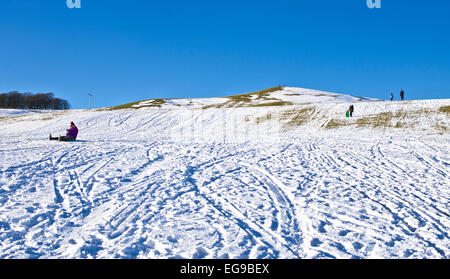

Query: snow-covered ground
left=0, top=89, right=449, bottom=259
left=128, top=87, right=379, bottom=109
left=0, top=109, right=31, bottom=117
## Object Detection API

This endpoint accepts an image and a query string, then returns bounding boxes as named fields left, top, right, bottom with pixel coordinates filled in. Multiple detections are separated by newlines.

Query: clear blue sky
left=1, top=0, right=449, bottom=109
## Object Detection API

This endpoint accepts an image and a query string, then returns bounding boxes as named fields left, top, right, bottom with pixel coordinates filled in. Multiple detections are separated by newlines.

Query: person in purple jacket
left=50, top=121, right=78, bottom=141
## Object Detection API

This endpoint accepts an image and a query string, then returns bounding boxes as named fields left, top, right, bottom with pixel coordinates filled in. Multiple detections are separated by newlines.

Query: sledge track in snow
left=239, top=162, right=302, bottom=257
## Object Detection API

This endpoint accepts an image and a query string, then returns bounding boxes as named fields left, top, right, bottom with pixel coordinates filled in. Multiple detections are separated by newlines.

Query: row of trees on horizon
left=0, top=91, right=71, bottom=110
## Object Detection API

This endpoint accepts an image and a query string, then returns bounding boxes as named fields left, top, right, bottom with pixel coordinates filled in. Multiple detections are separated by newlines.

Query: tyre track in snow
left=289, top=140, right=372, bottom=258
left=45, top=142, right=167, bottom=256
left=0, top=144, right=73, bottom=256
left=239, top=162, right=302, bottom=258
left=0, top=144, right=66, bottom=204
left=127, top=111, right=169, bottom=134
left=363, top=143, right=443, bottom=222
left=51, top=146, right=79, bottom=205
left=100, top=142, right=294, bottom=258
left=46, top=144, right=134, bottom=250
left=370, top=140, right=449, bottom=221
left=97, top=145, right=169, bottom=239
left=329, top=139, right=449, bottom=257
left=275, top=136, right=447, bottom=258
left=146, top=148, right=270, bottom=254
left=170, top=146, right=303, bottom=258
left=183, top=163, right=286, bottom=258
left=402, top=142, right=447, bottom=178
left=2, top=146, right=63, bottom=173
left=84, top=156, right=116, bottom=202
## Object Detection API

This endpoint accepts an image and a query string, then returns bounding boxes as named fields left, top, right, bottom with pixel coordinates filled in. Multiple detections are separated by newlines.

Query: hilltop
left=108, top=86, right=379, bottom=110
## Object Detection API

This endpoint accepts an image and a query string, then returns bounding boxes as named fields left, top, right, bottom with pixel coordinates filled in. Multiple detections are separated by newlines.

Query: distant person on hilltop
left=50, top=121, right=78, bottom=142
left=400, top=89, right=405, bottom=101
left=390, top=93, right=394, bottom=101
left=349, top=105, right=354, bottom=117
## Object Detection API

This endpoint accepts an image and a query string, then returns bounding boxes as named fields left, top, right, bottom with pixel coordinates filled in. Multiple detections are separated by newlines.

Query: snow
left=0, top=90, right=449, bottom=259
left=0, top=109, right=30, bottom=117
left=128, top=86, right=381, bottom=109
left=271, top=87, right=376, bottom=104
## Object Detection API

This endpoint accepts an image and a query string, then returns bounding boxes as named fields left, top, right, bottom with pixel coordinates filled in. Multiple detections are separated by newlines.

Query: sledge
left=49, top=135, right=76, bottom=142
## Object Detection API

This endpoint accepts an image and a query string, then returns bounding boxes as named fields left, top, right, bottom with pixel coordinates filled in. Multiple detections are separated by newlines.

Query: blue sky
left=1, top=0, right=449, bottom=108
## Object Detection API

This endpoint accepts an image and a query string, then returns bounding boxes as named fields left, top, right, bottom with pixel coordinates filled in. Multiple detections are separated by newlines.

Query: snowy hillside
left=0, top=87, right=449, bottom=259
left=111, top=86, right=380, bottom=110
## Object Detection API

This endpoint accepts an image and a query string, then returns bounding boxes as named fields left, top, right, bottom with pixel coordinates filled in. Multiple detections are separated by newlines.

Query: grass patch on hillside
left=226, top=86, right=284, bottom=100
left=201, top=103, right=225, bottom=110
left=255, top=113, right=273, bottom=124
left=324, top=112, right=397, bottom=130
left=281, top=107, right=316, bottom=128
left=202, top=86, right=286, bottom=109
left=254, top=104, right=448, bottom=132
left=0, top=114, right=28, bottom=123
left=109, top=99, right=166, bottom=110
left=147, top=99, right=166, bottom=107
left=324, top=107, right=449, bottom=131
left=252, top=106, right=315, bottom=128
left=434, top=123, right=449, bottom=134
left=225, top=86, right=284, bottom=106
left=248, top=101, right=293, bottom=107
left=356, top=112, right=394, bottom=128
left=108, top=101, right=143, bottom=110
left=324, top=119, right=348, bottom=129
left=439, top=106, right=450, bottom=114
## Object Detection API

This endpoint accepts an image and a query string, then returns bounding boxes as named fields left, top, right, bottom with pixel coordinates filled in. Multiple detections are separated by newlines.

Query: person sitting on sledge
left=50, top=121, right=78, bottom=141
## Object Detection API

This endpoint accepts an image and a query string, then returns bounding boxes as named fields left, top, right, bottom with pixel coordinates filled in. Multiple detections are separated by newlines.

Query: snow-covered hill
left=112, top=86, right=379, bottom=110
left=0, top=87, right=449, bottom=259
